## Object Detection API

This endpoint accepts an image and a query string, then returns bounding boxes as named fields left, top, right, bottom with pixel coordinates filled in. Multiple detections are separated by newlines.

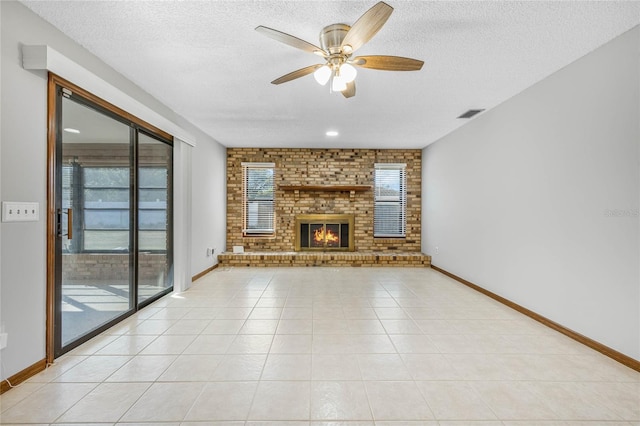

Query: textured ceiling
left=21, top=1, right=640, bottom=149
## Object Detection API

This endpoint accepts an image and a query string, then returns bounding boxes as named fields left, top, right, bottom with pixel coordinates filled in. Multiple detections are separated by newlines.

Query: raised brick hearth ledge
left=218, top=252, right=431, bottom=267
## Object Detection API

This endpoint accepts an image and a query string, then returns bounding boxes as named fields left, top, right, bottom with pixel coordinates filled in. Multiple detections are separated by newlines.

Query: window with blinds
left=374, top=163, right=407, bottom=238
left=83, top=166, right=130, bottom=251
left=243, top=162, right=275, bottom=235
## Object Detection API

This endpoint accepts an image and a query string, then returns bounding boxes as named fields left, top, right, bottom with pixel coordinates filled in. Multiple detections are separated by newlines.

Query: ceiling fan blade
left=351, top=55, right=424, bottom=71
left=271, top=64, right=323, bottom=85
left=256, top=26, right=327, bottom=56
left=342, top=81, right=356, bottom=98
left=341, top=2, right=393, bottom=53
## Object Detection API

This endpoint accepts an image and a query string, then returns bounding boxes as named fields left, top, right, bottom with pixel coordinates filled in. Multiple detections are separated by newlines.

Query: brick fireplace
left=221, top=148, right=430, bottom=266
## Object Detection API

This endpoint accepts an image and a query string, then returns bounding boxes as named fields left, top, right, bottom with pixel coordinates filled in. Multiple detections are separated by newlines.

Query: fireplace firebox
left=295, top=214, right=355, bottom=251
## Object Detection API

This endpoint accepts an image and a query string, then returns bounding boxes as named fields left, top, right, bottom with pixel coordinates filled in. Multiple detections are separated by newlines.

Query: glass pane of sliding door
left=137, top=132, right=173, bottom=305
left=57, top=96, right=134, bottom=352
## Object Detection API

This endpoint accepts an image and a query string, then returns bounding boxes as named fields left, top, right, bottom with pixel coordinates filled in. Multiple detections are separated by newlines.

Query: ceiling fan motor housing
left=320, top=24, right=351, bottom=54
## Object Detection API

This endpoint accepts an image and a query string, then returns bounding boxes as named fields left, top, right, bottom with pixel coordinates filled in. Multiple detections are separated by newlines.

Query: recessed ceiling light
left=326, top=130, right=339, bottom=137
left=64, top=128, right=80, bottom=134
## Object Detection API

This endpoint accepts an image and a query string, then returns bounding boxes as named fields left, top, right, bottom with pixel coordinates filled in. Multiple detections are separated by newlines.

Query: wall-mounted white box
left=2, top=202, right=39, bottom=222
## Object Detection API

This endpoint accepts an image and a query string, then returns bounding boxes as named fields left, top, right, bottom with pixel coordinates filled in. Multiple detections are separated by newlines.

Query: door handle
left=57, top=208, right=73, bottom=239
left=66, top=208, right=73, bottom=240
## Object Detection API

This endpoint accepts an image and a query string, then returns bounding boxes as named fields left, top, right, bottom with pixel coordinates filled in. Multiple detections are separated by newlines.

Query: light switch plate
left=2, top=202, right=39, bottom=222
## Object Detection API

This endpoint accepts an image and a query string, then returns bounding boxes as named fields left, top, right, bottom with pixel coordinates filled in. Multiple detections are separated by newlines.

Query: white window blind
left=374, top=163, right=406, bottom=237
left=242, top=162, right=275, bottom=235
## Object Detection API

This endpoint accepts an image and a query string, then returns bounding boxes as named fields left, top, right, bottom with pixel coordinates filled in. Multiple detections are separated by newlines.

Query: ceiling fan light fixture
left=313, top=65, right=332, bottom=85
left=340, top=63, right=357, bottom=82
left=331, top=75, right=347, bottom=92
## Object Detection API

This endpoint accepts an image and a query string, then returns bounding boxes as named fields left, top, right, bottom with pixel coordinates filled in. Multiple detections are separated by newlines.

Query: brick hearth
left=218, top=252, right=431, bottom=267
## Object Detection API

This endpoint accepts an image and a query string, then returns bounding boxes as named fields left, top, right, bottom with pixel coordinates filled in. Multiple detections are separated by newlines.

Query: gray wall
left=423, top=27, right=639, bottom=359
left=0, top=1, right=227, bottom=379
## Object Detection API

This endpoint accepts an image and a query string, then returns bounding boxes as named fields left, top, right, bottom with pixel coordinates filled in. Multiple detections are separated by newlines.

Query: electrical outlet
left=2, top=202, right=39, bottom=222
left=0, top=333, right=8, bottom=350
left=206, top=248, right=212, bottom=256
left=435, top=246, right=439, bottom=255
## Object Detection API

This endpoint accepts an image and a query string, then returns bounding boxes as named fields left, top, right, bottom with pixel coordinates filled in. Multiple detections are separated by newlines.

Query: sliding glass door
left=53, top=82, right=173, bottom=357
left=57, top=95, right=135, bottom=351
left=138, top=132, right=173, bottom=305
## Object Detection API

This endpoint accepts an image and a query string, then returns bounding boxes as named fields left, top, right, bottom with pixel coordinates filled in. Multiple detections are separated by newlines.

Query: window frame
left=242, top=162, right=276, bottom=236
left=81, top=165, right=130, bottom=252
left=137, top=165, right=171, bottom=252
left=373, top=163, right=407, bottom=238
left=77, top=165, right=170, bottom=253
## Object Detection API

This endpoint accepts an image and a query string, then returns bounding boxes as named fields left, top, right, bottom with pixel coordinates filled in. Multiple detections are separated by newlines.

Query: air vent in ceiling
left=457, top=109, right=485, bottom=119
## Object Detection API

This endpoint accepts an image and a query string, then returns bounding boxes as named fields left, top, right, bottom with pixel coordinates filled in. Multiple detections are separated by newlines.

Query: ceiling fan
left=255, top=1, right=424, bottom=98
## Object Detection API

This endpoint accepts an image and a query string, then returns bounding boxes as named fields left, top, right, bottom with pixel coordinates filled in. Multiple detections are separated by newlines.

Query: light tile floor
left=1, top=267, right=639, bottom=425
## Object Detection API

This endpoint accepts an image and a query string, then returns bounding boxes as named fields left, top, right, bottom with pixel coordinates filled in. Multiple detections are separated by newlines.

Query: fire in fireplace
left=295, top=214, right=355, bottom=251
left=307, top=223, right=343, bottom=248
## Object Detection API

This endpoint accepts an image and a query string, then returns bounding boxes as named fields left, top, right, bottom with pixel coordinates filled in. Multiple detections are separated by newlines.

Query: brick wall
left=62, top=253, right=169, bottom=281
left=226, top=148, right=422, bottom=252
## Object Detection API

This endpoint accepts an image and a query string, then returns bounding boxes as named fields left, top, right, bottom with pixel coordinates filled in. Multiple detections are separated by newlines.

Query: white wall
left=173, top=140, right=193, bottom=293
left=0, top=1, right=226, bottom=379
left=191, top=132, right=227, bottom=277
left=423, top=27, right=640, bottom=359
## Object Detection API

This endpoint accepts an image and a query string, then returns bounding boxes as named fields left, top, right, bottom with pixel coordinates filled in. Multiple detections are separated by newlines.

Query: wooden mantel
left=280, top=185, right=370, bottom=192
left=280, top=185, right=371, bottom=201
